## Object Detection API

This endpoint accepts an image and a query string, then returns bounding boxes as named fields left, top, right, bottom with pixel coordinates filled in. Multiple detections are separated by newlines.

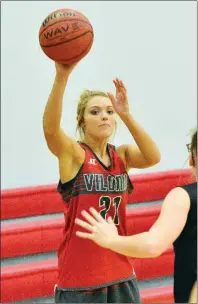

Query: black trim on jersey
left=112, top=144, right=116, bottom=152
left=80, top=142, right=113, bottom=170
left=57, top=142, right=133, bottom=204
left=57, top=164, right=84, bottom=192
left=58, top=176, right=133, bottom=204
left=57, top=142, right=113, bottom=197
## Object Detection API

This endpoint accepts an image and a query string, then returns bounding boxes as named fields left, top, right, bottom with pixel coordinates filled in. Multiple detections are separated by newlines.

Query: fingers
left=55, top=62, right=68, bottom=68
left=76, top=231, right=93, bottom=239
left=113, top=79, right=119, bottom=90
left=107, top=216, right=114, bottom=224
left=75, top=218, right=95, bottom=232
left=113, top=78, right=127, bottom=92
left=107, top=92, right=116, bottom=104
left=119, top=80, right=127, bottom=92
left=89, top=208, right=106, bottom=223
left=70, top=60, right=79, bottom=69
left=55, top=61, right=78, bottom=71
left=81, top=210, right=98, bottom=226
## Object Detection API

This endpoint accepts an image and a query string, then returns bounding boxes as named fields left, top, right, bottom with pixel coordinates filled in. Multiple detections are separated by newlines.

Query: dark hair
left=191, top=129, right=197, bottom=165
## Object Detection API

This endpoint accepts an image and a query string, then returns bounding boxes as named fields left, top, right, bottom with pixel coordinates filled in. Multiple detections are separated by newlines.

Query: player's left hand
left=107, top=78, right=129, bottom=116
left=75, top=207, right=118, bottom=248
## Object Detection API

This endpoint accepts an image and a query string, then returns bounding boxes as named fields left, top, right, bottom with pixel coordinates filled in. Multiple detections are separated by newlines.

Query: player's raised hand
left=107, top=78, right=129, bottom=116
left=55, top=61, right=79, bottom=78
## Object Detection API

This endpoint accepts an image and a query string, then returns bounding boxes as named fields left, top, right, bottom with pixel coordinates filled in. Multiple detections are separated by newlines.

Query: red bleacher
left=1, top=169, right=192, bottom=220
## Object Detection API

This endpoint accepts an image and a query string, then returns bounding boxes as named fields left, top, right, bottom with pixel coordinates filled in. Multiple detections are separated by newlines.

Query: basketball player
left=75, top=130, right=197, bottom=303
left=43, top=62, right=161, bottom=303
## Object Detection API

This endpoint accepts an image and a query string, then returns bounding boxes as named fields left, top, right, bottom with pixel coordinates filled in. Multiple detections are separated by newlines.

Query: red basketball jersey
left=57, top=143, right=134, bottom=290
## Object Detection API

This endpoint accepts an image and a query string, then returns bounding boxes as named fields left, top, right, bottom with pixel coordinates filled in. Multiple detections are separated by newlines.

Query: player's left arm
left=116, top=113, right=161, bottom=169
left=107, top=79, right=161, bottom=169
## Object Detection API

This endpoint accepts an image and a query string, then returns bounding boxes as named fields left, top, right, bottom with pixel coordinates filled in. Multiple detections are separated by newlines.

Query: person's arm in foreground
left=75, top=187, right=190, bottom=258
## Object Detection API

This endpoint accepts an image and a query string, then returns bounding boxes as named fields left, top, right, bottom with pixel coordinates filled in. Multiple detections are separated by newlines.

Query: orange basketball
left=39, top=9, right=94, bottom=65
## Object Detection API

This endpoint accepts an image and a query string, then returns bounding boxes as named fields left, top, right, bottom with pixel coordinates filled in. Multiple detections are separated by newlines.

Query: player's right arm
left=43, top=63, right=85, bottom=181
left=75, top=187, right=190, bottom=258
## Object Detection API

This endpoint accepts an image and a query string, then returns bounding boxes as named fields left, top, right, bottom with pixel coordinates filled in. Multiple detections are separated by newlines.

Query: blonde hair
left=76, top=89, right=111, bottom=141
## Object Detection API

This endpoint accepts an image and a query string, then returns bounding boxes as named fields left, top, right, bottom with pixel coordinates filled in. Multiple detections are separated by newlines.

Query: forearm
left=109, top=232, right=159, bottom=258
left=120, top=112, right=161, bottom=163
left=43, top=74, right=69, bottom=134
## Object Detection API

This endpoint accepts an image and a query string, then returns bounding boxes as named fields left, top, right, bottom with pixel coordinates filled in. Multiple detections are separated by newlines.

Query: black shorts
left=54, top=276, right=141, bottom=303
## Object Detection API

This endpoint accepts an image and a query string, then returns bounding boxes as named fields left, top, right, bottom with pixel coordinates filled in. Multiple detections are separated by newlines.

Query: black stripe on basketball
left=39, top=18, right=93, bottom=38
left=56, top=38, right=93, bottom=63
left=40, top=30, right=93, bottom=48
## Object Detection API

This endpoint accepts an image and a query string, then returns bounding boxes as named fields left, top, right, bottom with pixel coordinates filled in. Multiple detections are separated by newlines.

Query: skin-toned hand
left=75, top=207, right=119, bottom=248
left=107, top=78, right=129, bottom=116
left=55, top=61, right=79, bottom=78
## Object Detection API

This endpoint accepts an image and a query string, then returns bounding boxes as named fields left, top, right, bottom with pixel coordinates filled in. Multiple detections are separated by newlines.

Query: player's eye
left=90, top=109, right=99, bottom=115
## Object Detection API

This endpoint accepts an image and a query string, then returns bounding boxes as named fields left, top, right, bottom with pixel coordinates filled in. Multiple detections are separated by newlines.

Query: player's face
left=83, top=96, right=116, bottom=139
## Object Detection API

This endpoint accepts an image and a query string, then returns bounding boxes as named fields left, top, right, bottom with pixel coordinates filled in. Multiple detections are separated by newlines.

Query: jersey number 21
left=99, top=196, right=122, bottom=225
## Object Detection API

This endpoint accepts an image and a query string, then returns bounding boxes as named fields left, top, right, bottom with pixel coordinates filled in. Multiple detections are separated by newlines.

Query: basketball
left=39, top=9, right=94, bottom=65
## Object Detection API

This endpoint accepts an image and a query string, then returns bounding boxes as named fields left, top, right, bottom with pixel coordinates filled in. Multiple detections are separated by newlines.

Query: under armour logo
left=88, top=158, right=96, bottom=165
